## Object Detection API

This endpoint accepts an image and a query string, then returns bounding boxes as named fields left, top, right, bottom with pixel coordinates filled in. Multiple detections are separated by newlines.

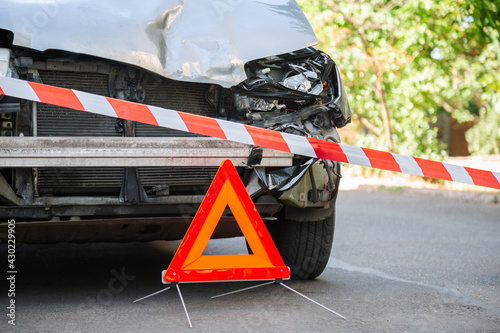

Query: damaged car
left=0, top=0, right=351, bottom=279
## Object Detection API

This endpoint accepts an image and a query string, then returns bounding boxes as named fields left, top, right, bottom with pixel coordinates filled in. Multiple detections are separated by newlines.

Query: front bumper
left=0, top=136, right=293, bottom=168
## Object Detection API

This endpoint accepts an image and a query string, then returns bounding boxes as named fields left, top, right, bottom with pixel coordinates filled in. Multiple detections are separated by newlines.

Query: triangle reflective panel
left=162, top=160, right=291, bottom=283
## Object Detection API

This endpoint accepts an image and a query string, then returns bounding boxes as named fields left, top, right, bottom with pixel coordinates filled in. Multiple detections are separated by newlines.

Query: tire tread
left=277, top=210, right=335, bottom=280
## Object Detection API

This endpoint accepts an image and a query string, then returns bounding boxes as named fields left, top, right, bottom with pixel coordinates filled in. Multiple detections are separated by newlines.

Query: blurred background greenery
left=298, top=0, right=500, bottom=160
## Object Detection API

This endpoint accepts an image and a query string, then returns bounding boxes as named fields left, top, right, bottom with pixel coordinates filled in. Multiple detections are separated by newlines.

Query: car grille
left=36, top=70, right=214, bottom=137
left=37, top=167, right=218, bottom=195
left=35, top=70, right=218, bottom=195
left=36, top=72, right=118, bottom=137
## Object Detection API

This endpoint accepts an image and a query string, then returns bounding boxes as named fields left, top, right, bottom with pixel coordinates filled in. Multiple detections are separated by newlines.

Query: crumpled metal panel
left=0, top=0, right=317, bottom=87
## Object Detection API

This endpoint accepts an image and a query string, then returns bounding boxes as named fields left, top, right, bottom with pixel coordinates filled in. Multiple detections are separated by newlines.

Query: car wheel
left=276, top=209, right=335, bottom=280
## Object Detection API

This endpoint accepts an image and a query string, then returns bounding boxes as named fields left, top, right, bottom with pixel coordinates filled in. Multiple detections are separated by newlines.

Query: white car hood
left=0, top=0, right=317, bottom=87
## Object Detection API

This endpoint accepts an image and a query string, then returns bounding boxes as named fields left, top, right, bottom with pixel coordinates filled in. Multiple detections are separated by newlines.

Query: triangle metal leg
left=135, top=280, right=346, bottom=327
left=279, top=282, right=346, bottom=320
left=133, top=284, right=193, bottom=328
left=211, top=280, right=276, bottom=299
left=211, top=280, right=346, bottom=320
left=133, top=286, right=171, bottom=303
left=175, top=283, right=193, bottom=329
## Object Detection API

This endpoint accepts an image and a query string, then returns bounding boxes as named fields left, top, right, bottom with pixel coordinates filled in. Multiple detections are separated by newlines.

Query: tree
left=299, top=0, right=500, bottom=158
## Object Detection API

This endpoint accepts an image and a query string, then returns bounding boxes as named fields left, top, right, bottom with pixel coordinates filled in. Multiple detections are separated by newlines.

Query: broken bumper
left=0, top=137, right=293, bottom=167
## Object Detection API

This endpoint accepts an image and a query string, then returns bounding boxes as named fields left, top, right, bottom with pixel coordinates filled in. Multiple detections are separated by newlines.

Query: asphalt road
left=1, top=188, right=499, bottom=332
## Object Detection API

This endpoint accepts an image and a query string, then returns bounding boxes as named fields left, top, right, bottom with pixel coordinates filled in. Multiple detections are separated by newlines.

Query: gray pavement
left=1, top=188, right=499, bottom=332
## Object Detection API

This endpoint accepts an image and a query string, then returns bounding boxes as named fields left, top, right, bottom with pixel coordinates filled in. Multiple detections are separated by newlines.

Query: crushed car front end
left=0, top=0, right=351, bottom=279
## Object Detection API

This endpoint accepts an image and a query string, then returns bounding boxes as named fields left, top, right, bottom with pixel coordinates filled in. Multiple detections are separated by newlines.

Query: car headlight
left=280, top=66, right=323, bottom=95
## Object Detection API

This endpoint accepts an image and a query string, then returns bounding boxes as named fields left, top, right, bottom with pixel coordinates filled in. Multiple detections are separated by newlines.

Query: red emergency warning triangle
left=162, top=160, right=291, bottom=283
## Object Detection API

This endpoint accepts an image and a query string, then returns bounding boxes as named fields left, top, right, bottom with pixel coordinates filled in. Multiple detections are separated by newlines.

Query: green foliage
left=298, top=0, right=500, bottom=158
left=466, top=92, right=500, bottom=155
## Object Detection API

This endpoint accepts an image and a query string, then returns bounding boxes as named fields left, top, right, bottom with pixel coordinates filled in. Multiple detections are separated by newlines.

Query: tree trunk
left=357, top=25, right=394, bottom=152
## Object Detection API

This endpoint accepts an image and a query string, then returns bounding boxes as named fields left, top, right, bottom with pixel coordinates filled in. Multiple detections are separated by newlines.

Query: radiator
left=35, top=70, right=218, bottom=196
left=36, top=70, right=213, bottom=137
left=37, top=167, right=218, bottom=195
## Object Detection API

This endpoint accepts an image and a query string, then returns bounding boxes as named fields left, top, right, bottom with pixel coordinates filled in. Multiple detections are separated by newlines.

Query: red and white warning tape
left=0, top=76, right=499, bottom=190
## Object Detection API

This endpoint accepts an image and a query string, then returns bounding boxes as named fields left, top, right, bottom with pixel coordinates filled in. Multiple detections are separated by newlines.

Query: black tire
left=276, top=209, right=335, bottom=280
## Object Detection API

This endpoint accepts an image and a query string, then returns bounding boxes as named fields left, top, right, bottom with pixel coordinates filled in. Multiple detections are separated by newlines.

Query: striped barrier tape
left=0, top=75, right=499, bottom=190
